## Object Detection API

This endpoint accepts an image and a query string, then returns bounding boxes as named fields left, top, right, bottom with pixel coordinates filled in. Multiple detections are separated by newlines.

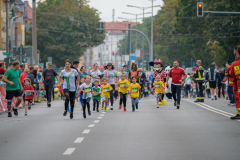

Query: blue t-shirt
left=79, top=71, right=88, bottom=79
left=118, top=72, right=128, bottom=79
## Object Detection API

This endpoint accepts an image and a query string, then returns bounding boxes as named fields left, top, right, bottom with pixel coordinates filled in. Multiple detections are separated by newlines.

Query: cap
left=48, top=62, right=52, bottom=66
left=107, top=63, right=113, bottom=66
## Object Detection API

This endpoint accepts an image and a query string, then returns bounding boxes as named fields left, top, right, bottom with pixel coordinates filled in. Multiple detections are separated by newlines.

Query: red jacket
left=230, top=56, right=240, bottom=79
left=224, top=66, right=234, bottom=86
left=19, top=72, right=27, bottom=85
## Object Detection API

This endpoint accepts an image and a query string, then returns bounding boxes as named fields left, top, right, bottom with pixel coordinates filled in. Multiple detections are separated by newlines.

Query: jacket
left=193, top=66, right=204, bottom=82
left=223, top=66, right=234, bottom=86
left=206, top=66, right=221, bottom=81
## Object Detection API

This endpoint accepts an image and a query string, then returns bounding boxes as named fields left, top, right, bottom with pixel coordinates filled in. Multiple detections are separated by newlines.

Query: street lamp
left=127, top=4, right=160, bottom=71
left=122, top=11, right=151, bottom=69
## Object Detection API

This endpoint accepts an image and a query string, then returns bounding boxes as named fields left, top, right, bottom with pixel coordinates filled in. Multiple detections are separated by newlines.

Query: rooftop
left=105, top=21, right=137, bottom=35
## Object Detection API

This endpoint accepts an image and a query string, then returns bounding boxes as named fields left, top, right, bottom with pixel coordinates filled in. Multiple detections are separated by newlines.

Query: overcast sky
left=28, top=0, right=163, bottom=22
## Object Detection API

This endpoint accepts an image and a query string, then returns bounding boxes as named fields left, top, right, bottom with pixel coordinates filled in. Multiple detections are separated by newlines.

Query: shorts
left=101, top=96, right=109, bottom=102
left=209, top=81, right=216, bottom=89
left=155, top=93, right=162, bottom=101
left=6, top=89, right=22, bottom=100
left=25, top=99, right=33, bottom=103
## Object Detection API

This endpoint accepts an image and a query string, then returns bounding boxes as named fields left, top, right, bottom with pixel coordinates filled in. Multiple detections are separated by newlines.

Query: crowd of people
left=1, top=45, right=240, bottom=120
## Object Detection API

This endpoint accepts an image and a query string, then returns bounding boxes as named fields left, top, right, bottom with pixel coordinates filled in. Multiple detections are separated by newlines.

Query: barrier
left=0, top=84, right=24, bottom=114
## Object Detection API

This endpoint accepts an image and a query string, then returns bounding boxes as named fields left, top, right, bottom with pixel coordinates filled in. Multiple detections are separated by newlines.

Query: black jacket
left=139, top=72, right=146, bottom=84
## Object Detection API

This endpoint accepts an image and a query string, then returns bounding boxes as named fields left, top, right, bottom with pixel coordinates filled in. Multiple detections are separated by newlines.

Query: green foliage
left=26, top=0, right=105, bottom=67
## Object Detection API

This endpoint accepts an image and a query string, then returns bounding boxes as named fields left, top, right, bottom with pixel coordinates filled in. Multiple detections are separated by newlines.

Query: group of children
left=77, top=74, right=141, bottom=119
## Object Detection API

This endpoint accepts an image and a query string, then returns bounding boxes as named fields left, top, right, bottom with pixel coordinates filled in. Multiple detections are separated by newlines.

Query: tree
left=26, top=0, right=105, bottom=67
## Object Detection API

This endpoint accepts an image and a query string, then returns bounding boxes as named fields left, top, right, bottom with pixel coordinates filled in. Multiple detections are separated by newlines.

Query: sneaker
left=231, top=103, right=235, bottom=106
left=104, top=107, right=107, bottom=112
left=47, top=103, right=51, bottom=107
left=101, top=106, right=104, bottom=110
left=124, top=107, right=126, bottom=112
left=8, top=112, right=12, bottom=117
left=25, top=112, right=27, bottom=116
left=215, top=95, right=217, bottom=100
left=211, top=98, right=214, bottom=100
left=194, top=99, right=201, bottom=103
left=136, top=105, right=138, bottom=109
left=132, top=109, right=135, bottom=112
left=93, top=107, right=95, bottom=111
left=28, top=106, right=31, bottom=110
left=119, top=105, right=122, bottom=110
left=70, top=112, right=73, bottom=119
left=230, top=114, right=240, bottom=120
left=88, top=111, right=91, bottom=116
left=83, top=112, right=86, bottom=119
left=177, top=105, right=180, bottom=109
left=174, top=101, right=176, bottom=106
left=110, top=107, right=113, bottom=110
left=13, top=108, right=18, bottom=116
left=63, top=111, right=67, bottom=116
left=157, top=106, right=159, bottom=108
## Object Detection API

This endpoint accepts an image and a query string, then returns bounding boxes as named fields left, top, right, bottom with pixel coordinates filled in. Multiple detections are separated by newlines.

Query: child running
left=154, top=75, right=164, bottom=108
left=100, top=78, right=113, bottom=112
left=117, top=74, right=130, bottom=111
left=92, top=79, right=101, bottom=112
left=22, top=78, right=34, bottom=116
left=128, top=76, right=141, bottom=112
left=79, top=77, right=85, bottom=110
left=80, top=75, right=92, bottom=119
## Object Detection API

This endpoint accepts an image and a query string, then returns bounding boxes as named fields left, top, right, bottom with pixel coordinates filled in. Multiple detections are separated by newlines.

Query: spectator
left=218, top=67, right=225, bottom=98
left=0, top=63, right=5, bottom=75
left=5, top=63, right=12, bottom=71
left=18, top=64, right=25, bottom=76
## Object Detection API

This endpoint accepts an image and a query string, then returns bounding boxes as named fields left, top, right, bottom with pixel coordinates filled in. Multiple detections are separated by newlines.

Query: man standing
left=224, top=63, right=235, bottom=106
left=41, top=63, right=59, bottom=107
left=2, top=60, right=24, bottom=117
left=193, top=60, right=205, bottom=103
left=206, top=62, right=221, bottom=100
left=166, top=60, right=187, bottom=109
left=218, top=68, right=225, bottom=98
left=230, top=46, right=240, bottom=120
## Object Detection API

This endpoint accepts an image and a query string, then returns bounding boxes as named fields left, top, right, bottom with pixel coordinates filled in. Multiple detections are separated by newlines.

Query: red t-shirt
left=0, top=68, right=5, bottom=75
left=24, top=85, right=34, bottom=99
left=169, top=67, right=186, bottom=85
left=20, top=72, right=27, bottom=85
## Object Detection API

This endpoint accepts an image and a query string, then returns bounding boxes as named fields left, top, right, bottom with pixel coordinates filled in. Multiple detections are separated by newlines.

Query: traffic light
left=197, top=2, right=203, bottom=17
left=112, top=51, right=114, bottom=56
left=9, top=9, right=15, bottom=19
left=98, top=22, right=104, bottom=34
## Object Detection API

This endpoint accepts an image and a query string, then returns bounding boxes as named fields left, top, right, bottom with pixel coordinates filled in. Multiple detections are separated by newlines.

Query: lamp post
left=127, top=4, right=160, bottom=71
left=122, top=11, right=151, bottom=69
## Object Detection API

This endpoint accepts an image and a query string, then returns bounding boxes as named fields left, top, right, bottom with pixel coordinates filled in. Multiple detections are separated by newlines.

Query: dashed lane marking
left=88, top=124, right=95, bottom=128
left=74, top=137, right=84, bottom=144
left=97, top=117, right=103, bottom=119
left=82, top=129, right=90, bottom=134
left=100, top=114, right=105, bottom=116
left=93, top=120, right=100, bottom=123
left=63, top=148, right=76, bottom=155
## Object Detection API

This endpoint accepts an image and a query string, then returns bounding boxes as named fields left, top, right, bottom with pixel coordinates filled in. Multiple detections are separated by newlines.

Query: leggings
left=119, top=93, right=127, bottom=107
left=110, top=84, right=115, bottom=106
left=64, top=91, right=76, bottom=112
left=83, top=98, right=91, bottom=114
left=93, top=99, right=100, bottom=110
left=45, top=84, right=53, bottom=103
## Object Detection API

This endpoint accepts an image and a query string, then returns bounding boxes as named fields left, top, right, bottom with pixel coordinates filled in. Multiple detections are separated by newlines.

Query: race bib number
left=156, top=83, right=160, bottom=87
left=104, top=88, right=109, bottom=92
left=132, top=88, right=138, bottom=93
left=25, top=91, right=31, bottom=95
left=84, top=87, right=91, bottom=93
left=120, top=83, right=126, bottom=87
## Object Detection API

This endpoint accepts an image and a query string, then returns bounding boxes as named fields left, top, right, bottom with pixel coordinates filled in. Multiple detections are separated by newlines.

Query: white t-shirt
left=185, top=75, right=192, bottom=85
left=61, top=69, right=78, bottom=92
left=90, top=69, right=101, bottom=83
left=80, top=83, right=92, bottom=99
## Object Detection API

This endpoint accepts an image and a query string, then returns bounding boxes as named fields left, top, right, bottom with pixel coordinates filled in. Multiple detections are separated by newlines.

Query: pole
left=151, top=0, right=154, bottom=62
left=128, top=23, right=131, bottom=69
left=142, top=8, right=145, bottom=70
left=32, top=0, right=37, bottom=65
left=10, top=16, right=19, bottom=58
left=5, top=0, right=9, bottom=52
left=111, top=38, right=112, bottom=63
left=15, top=27, right=18, bottom=46
left=136, top=15, right=138, bottom=60
left=121, top=41, right=123, bottom=67
left=20, top=45, right=22, bottom=63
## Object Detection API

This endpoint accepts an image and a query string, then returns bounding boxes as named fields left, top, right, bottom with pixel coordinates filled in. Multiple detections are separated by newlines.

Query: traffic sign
left=3, top=52, right=10, bottom=56
left=149, top=75, right=153, bottom=81
left=130, top=54, right=135, bottom=61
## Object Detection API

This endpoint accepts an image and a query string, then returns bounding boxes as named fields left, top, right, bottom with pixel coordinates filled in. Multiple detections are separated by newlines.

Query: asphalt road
left=0, top=95, right=240, bottom=160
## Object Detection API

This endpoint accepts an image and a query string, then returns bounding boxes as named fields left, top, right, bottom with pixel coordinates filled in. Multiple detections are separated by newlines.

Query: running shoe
left=132, top=109, right=135, bottom=112
left=63, top=111, right=67, bottom=116
left=119, top=105, right=122, bottom=110
left=177, top=105, right=180, bottom=109
left=110, top=107, right=113, bottom=110
left=104, top=107, right=107, bottom=112
left=28, top=106, right=31, bottom=110
left=230, top=114, right=240, bottom=120
left=101, top=106, right=104, bottom=110
left=215, top=95, right=217, bottom=100
left=157, top=106, right=159, bottom=108
left=174, top=101, right=176, bottom=106
left=88, top=111, right=91, bottom=116
left=124, top=107, right=126, bottom=112
left=8, top=112, right=12, bottom=117
left=70, top=112, right=73, bottom=119
left=13, top=108, right=18, bottom=116
left=231, top=103, right=235, bottom=106
left=83, top=112, right=86, bottom=119
left=211, top=98, right=214, bottom=100
left=136, top=105, right=138, bottom=109
left=25, top=112, right=27, bottom=116
left=47, top=103, right=51, bottom=107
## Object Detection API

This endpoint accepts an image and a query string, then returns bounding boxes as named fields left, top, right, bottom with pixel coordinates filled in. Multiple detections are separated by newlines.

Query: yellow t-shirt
left=115, top=82, right=118, bottom=91
left=100, top=84, right=113, bottom=98
left=128, top=83, right=141, bottom=98
left=154, top=81, right=164, bottom=93
left=117, top=79, right=130, bottom=94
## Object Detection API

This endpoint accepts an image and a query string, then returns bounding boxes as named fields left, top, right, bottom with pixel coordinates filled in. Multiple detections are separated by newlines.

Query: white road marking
left=183, top=99, right=234, bottom=118
left=88, top=124, right=95, bottom=128
left=102, top=112, right=106, bottom=114
left=93, top=120, right=100, bottom=123
left=82, top=129, right=90, bottom=134
left=100, top=114, right=105, bottom=116
left=63, top=148, right=76, bottom=155
left=97, top=117, right=103, bottom=119
left=74, top=137, right=84, bottom=143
